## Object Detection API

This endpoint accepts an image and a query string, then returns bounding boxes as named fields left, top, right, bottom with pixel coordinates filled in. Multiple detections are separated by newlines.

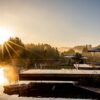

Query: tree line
left=0, top=37, right=61, bottom=69
left=0, top=37, right=99, bottom=69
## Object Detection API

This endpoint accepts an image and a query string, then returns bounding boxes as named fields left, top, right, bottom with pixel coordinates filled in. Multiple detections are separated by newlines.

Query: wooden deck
left=19, top=69, right=100, bottom=81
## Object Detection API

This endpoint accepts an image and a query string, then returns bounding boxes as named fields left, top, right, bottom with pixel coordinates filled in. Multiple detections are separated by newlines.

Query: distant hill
left=58, top=45, right=92, bottom=53
left=96, top=45, right=100, bottom=48
left=58, top=46, right=85, bottom=53
left=73, top=46, right=86, bottom=53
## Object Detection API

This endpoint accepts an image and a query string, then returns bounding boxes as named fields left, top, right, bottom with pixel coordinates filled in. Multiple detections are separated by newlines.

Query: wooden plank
left=20, top=69, right=100, bottom=74
left=19, top=69, right=100, bottom=81
left=77, top=85, right=100, bottom=94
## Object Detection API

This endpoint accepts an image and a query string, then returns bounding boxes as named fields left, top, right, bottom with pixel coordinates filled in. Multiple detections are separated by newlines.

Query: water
left=0, top=95, right=91, bottom=100
left=0, top=91, right=92, bottom=100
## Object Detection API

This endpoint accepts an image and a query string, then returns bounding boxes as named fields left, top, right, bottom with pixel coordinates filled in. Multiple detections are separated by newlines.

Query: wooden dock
left=19, top=69, right=100, bottom=81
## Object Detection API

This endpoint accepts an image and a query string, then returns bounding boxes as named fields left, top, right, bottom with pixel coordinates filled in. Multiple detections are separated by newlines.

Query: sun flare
left=0, top=28, right=14, bottom=44
left=0, top=68, right=8, bottom=85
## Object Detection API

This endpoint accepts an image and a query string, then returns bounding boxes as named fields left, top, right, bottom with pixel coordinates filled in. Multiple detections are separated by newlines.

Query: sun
left=0, top=28, right=14, bottom=44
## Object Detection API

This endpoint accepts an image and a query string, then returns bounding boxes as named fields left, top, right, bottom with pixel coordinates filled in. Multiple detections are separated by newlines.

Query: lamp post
left=43, top=46, right=47, bottom=68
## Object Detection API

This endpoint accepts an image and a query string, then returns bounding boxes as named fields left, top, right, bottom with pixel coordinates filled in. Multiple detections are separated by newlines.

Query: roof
left=88, top=47, right=100, bottom=52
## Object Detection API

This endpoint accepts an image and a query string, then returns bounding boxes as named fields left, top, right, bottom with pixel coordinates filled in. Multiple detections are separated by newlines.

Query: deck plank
left=19, top=69, right=100, bottom=81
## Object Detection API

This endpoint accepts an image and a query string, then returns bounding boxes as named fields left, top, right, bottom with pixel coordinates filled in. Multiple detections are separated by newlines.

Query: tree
left=73, top=53, right=83, bottom=64
left=61, top=49, right=75, bottom=56
left=3, top=37, right=25, bottom=59
left=82, top=47, right=88, bottom=53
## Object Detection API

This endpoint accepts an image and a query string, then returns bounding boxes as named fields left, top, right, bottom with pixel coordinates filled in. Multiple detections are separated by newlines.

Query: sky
left=0, top=0, right=100, bottom=47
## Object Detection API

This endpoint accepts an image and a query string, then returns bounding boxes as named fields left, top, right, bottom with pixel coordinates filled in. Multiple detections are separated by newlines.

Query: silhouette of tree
left=82, top=47, right=88, bottom=53
left=73, top=53, right=83, bottom=64
left=3, top=37, right=25, bottom=59
left=61, top=49, right=75, bottom=56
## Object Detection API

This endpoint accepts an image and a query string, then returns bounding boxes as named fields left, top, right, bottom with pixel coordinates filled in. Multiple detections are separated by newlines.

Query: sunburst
left=0, top=27, right=14, bottom=44
left=0, top=27, right=26, bottom=84
left=0, top=27, right=25, bottom=59
left=2, top=39, right=25, bottom=59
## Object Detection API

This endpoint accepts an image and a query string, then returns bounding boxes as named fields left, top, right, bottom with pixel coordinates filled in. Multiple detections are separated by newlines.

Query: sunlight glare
left=0, top=68, right=8, bottom=85
left=0, top=28, right=14, bottom=44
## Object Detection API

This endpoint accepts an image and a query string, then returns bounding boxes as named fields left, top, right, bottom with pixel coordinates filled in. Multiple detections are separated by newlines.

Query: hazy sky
left=0, top=0, right=100, bottom=47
